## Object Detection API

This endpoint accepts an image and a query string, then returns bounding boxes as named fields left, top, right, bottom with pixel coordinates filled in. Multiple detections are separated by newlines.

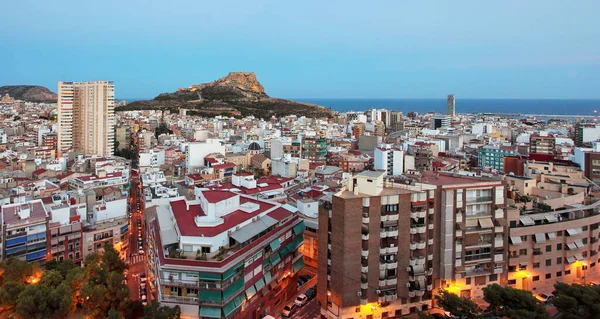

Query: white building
left=185, top=139, right=226, bottom=173
left=374, top=146, right=404, bottom=176
left=139, top=148, right=166, bottom=173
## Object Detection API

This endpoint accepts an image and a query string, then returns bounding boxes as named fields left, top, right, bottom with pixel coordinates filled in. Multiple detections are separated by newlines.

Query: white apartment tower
left=447, top=94, right=456, bottom=117
left=57, top=81, right=115, bottom=156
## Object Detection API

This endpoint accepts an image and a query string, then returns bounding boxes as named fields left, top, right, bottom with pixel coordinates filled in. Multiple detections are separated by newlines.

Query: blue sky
left=1, top=0, right=599, bottom=99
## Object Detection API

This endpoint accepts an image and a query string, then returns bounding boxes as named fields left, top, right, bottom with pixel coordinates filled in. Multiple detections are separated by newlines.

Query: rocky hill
left=0, top=85, right=57, bottom=103
left=117, top=72, right=334, bottom=119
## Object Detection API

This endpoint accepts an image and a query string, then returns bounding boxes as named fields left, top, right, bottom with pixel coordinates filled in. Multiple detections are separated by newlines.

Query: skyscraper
left=447, top=94, right=456, bottom=117
left=57, top=81, right=115, bottom=156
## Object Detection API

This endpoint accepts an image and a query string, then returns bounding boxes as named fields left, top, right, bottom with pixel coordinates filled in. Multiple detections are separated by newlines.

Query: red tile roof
left=171, top=196, right=275, bottom=237
left=201, top=190, right=238, bottom=203
left=267, top=207, right=293, bottom=221
left=212, top=162, right=236, bottom=170
left=77, top=172, right=122, bottom=182
left=32, top=168, right=47, bottom=176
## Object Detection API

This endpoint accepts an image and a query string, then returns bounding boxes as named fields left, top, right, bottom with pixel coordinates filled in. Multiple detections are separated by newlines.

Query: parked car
left=281, top=303, right=296, bottom=317
left=305, top=288, right=316, bottom=300
left=535, top=293, right=554, bottom=303
left=140, top=273, right=147, bottom=282
left=297, top=277, right=308, bottom=286
left=295, top=294, right=308, bottom=307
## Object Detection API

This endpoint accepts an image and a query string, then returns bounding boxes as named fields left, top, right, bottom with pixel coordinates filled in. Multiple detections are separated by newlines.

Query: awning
left=566, top=256, right=576, bottom=264
left=223, top=279, right=244, bottom=300
left=160, top=229, right=179, bottom=246
left=223, top=262, right=243, bottom=281
left=223, top=300, right=237, bottom=317
left=478, top=218, right=494, bottom=229
left=520, top=216, right=535, bottom=226
left=292, top=258, right=305, bottom=273
left=495, top=218, right=507, bottom=226
left=199, top=272, right=222, bottom=281
left=547, top=232, right=556, bottom=240
left=199, top=307, right=222, bottom=318
left=411, top=264, right=426, bottom=275
left=199, top=289, right=222, bottom=302
left=575, top=239, right=585, bottom=249
left=264, top=272, right=273, bottom=284
left=293, top=221, right=306, bottom=235
left=234, top=294, right=245, bottom=308
left=567, top=242, right=577, bottom=250
left=270, top=253, right=281, bottom=266
left=269, top=238, right=281, bottom=251
left=417, top=276, right=426, bottom=290
left=545, top=214, right=558, bottom=223
left=245, top=285, right=256, bottom=299
left=510, top=236, right=523, bottom=245
left=230, top=216, right=278, bottom=244
left=519, top=262, right=529, bottom=267
left=575, top=254, right=585, bottom=261
left=466, top=219, right=478, bottom=228
left=566, top=228, right=583, bottom=236
left=534, top=233, right=546, bottom=243
left=254, top=277, right=266, bottom=291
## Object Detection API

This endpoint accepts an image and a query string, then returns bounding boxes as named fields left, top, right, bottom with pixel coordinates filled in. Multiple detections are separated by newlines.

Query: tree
left=0, top=281, right=24, bottom=309
left=0, top=257, right=35, bottom=284
left=106, top=307, right=124, bottom=319
left=553, top=282, right=600, bottom=319
left=15, top=282, right=73, bottom=319
left=142, top=302, right=181, bottom=319
left=483, top=284, right=547, bottom=319
left=435, top=289, right=478, bottom=319
left=122, top=300, right=145, bottom=319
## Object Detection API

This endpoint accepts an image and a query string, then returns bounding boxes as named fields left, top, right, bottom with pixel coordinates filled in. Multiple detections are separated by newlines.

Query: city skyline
left=0, top=1, right=599, bottom=99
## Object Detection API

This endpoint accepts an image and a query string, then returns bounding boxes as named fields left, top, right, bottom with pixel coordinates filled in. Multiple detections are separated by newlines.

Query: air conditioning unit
left=356, top=291, right=362, bottom=297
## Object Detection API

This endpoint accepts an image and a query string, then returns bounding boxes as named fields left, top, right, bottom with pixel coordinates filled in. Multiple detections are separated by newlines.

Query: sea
left=123, top=98, right=600, bottom=119
left=292, top=98, right=600, bottom=118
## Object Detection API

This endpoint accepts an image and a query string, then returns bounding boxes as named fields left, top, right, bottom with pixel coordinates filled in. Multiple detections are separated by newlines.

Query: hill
left=116, top=72, right=334, bottom=119
left=0, top=85, right=57, bottom=103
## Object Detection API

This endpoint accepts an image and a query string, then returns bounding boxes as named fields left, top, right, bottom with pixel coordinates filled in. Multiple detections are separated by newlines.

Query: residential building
left=57, top=81, right=115, bottom=156
left=530, top=132, right=556, bottom=155
left=431, top=114, right=450, bottom=130
left=575, top=122, right=600, bottom=147
left=0, top=199, right=49, bottom=263
left=374, top=147, right=404, bottom=176
left=147, top=189, right=305, bottom=319
left=318, top=171, right=436, bottom=319
left=478, top=145, right=517, bottom=172
left=302, top=137, right=327, bottom=162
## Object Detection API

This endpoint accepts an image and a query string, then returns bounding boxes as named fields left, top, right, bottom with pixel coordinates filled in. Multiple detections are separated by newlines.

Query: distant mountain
left=0, top=85, right=57, bottom=103
left=116, top=72, right=334, bottom=119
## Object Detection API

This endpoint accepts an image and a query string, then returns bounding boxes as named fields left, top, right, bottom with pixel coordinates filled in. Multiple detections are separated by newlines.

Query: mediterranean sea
left=291, top=98, right=600, bottom=116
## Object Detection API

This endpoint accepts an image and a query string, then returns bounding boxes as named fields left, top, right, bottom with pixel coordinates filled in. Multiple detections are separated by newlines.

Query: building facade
left=57, top=81, right=115, bottom=156
left=478, top=145, right=517, bottom=172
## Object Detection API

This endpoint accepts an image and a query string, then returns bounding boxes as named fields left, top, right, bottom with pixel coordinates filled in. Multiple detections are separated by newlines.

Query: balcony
left=416, top=226, right=426, bottom=234
left=388, top=214, right=399, bottom=222
left=361, top=282, right=368, bottom=290
left=386, top=278, right=397, bottom=286
left=464, top=252, right=492, bottom=263
left=361, top=265, right=368, bottom=273
left=495, top=208, right=504, bottom=219
left=410, top=228, right=417, bottom=235
left=466, top=196, right=493, bottom=203
left=428, top=238, right=434, bottom=245
left=427, top=284, right=433, bottom=291
left=429, top=208, right=434, bottom=215
left=386, top=261, right=398, bottom=269
left=408, top=290, right=416, bottom=298
left=362, top=216, right=370, bottom=224
left=416, top=242, right=426, bottom=250
left=362, top=233, right=370, bottom=240
left=410, top=243, right=417, bottom=250
left=494, top=254, right=504, bottom=262
left=161, top=295, right=198, bottom=304
left=328, top=259, right=331, bottom=266
left=494, top=237, right=504, bottom=247
left=361, top=249, right=369, bottom=257
left=388, top=246, right=398, bottom=254
left=428, top=224, right=434, bottom=230
left=415, top=290, right=425, bottom=297
left=456, top=243, right=463, bottom=252
left=380, top=215, right=389, bottom=222
left=379, top=279, right=386, bottom=287
left=456, top=212, right=463, bottom=221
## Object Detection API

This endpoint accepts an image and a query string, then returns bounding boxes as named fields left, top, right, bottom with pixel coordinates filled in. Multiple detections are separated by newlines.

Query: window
left=508, top=265, right=516, bottom=272
left=557, top=257, right=562, bottom=264
left=556, top=271, right=562, bottom=277
left=546, top=273, right=552, bottom=279
left=592, top=263, right=597, bottom=268
left=521, top=236, right=527, bottom=242
left=510, top=221, right=517, bottom=228
left=489, top=274, right=498, bottom=282
left=557, top=243, right=562, bottom=250
left=546, top=259, right=552, bottom=266
left=584, top=226, right=589, bottom=231
left=565, top=270, right=571, bottom=275
left=557, top=230, right=563, bottom=236
left=583, top=238, right=588, bottom=244
left=508, top=279, right=516, bottom=285
left=201, top=247, right=211, bottom=254
left=532, top=275, right=540, bottom=281
left=533, top=262, right=540, bottom=269
left=519, top=249, right=528, bottom=256
left=466, top=278, right=471, bottom=285
left=546, top=245, right=552, bottom=252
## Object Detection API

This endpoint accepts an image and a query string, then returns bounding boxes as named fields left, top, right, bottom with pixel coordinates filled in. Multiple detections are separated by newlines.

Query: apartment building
left=478, top=145, right=517, bottom=172
left=318, top=171, right=437, bottom=319
left=530, top=132, right=556, bottom=155
left=44, top=193, right=86, bottom=263
left=0, top=199, right=49, bottom=263
left=302, top=137, right=327, bottom=163
left=422, top=172, right=507, bottom=301
left=507, top=200, right=600, bottom=295
left=57, top=81, right=115, bottom=156
left=147, top=189, right=305, bottom=319
left=374, top=146, right=404, bottom=176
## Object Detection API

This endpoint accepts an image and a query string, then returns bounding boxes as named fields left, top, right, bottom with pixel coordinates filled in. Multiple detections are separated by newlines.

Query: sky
left=0, top=0, right=599, bottom=99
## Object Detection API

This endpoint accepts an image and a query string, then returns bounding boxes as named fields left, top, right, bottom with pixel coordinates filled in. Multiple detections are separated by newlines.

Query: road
left=126, top=171, right=147, bottom=302
left=274, top=267, right=320, bottom=319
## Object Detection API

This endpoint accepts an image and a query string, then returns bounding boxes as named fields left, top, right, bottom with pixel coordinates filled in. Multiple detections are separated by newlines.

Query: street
left=126, top=170, right=148, bottom=302
left=273, top=267, right=321, bottom=319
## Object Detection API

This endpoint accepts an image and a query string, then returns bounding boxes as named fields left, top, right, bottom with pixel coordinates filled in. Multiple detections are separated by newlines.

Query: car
left=295, top=294, right=308, bottom=307
left=297, top=277, right=308, bottom=286
left=305, top=288, right=316, bottom=300
left=281, top=303, right=296, bottom=317
left=535, top=293, right=554, bottom=303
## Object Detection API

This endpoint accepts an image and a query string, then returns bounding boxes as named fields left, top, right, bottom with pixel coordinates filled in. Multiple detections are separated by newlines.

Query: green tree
left=553, top=282, right=600, bottom=319
left=15, top=282, right=73, bottom=319
left=106, top=307, right=124, bottom=319
left=435, top=289, right=478, bottom=319
left=142, top=302, right=181, bottom=319
left=0, top=281, right=24, bottom=309
left=122, top=300, right=145, bottom=319
left=0, top=257, right=34, bottom=284
left=483, top=284, right=547, bottom=319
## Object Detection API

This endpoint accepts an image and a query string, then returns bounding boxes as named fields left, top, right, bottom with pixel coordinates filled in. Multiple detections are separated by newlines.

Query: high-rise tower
left=447, top=94, right=456, bottom=117
left=57, top=81, right=115, bottom=156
